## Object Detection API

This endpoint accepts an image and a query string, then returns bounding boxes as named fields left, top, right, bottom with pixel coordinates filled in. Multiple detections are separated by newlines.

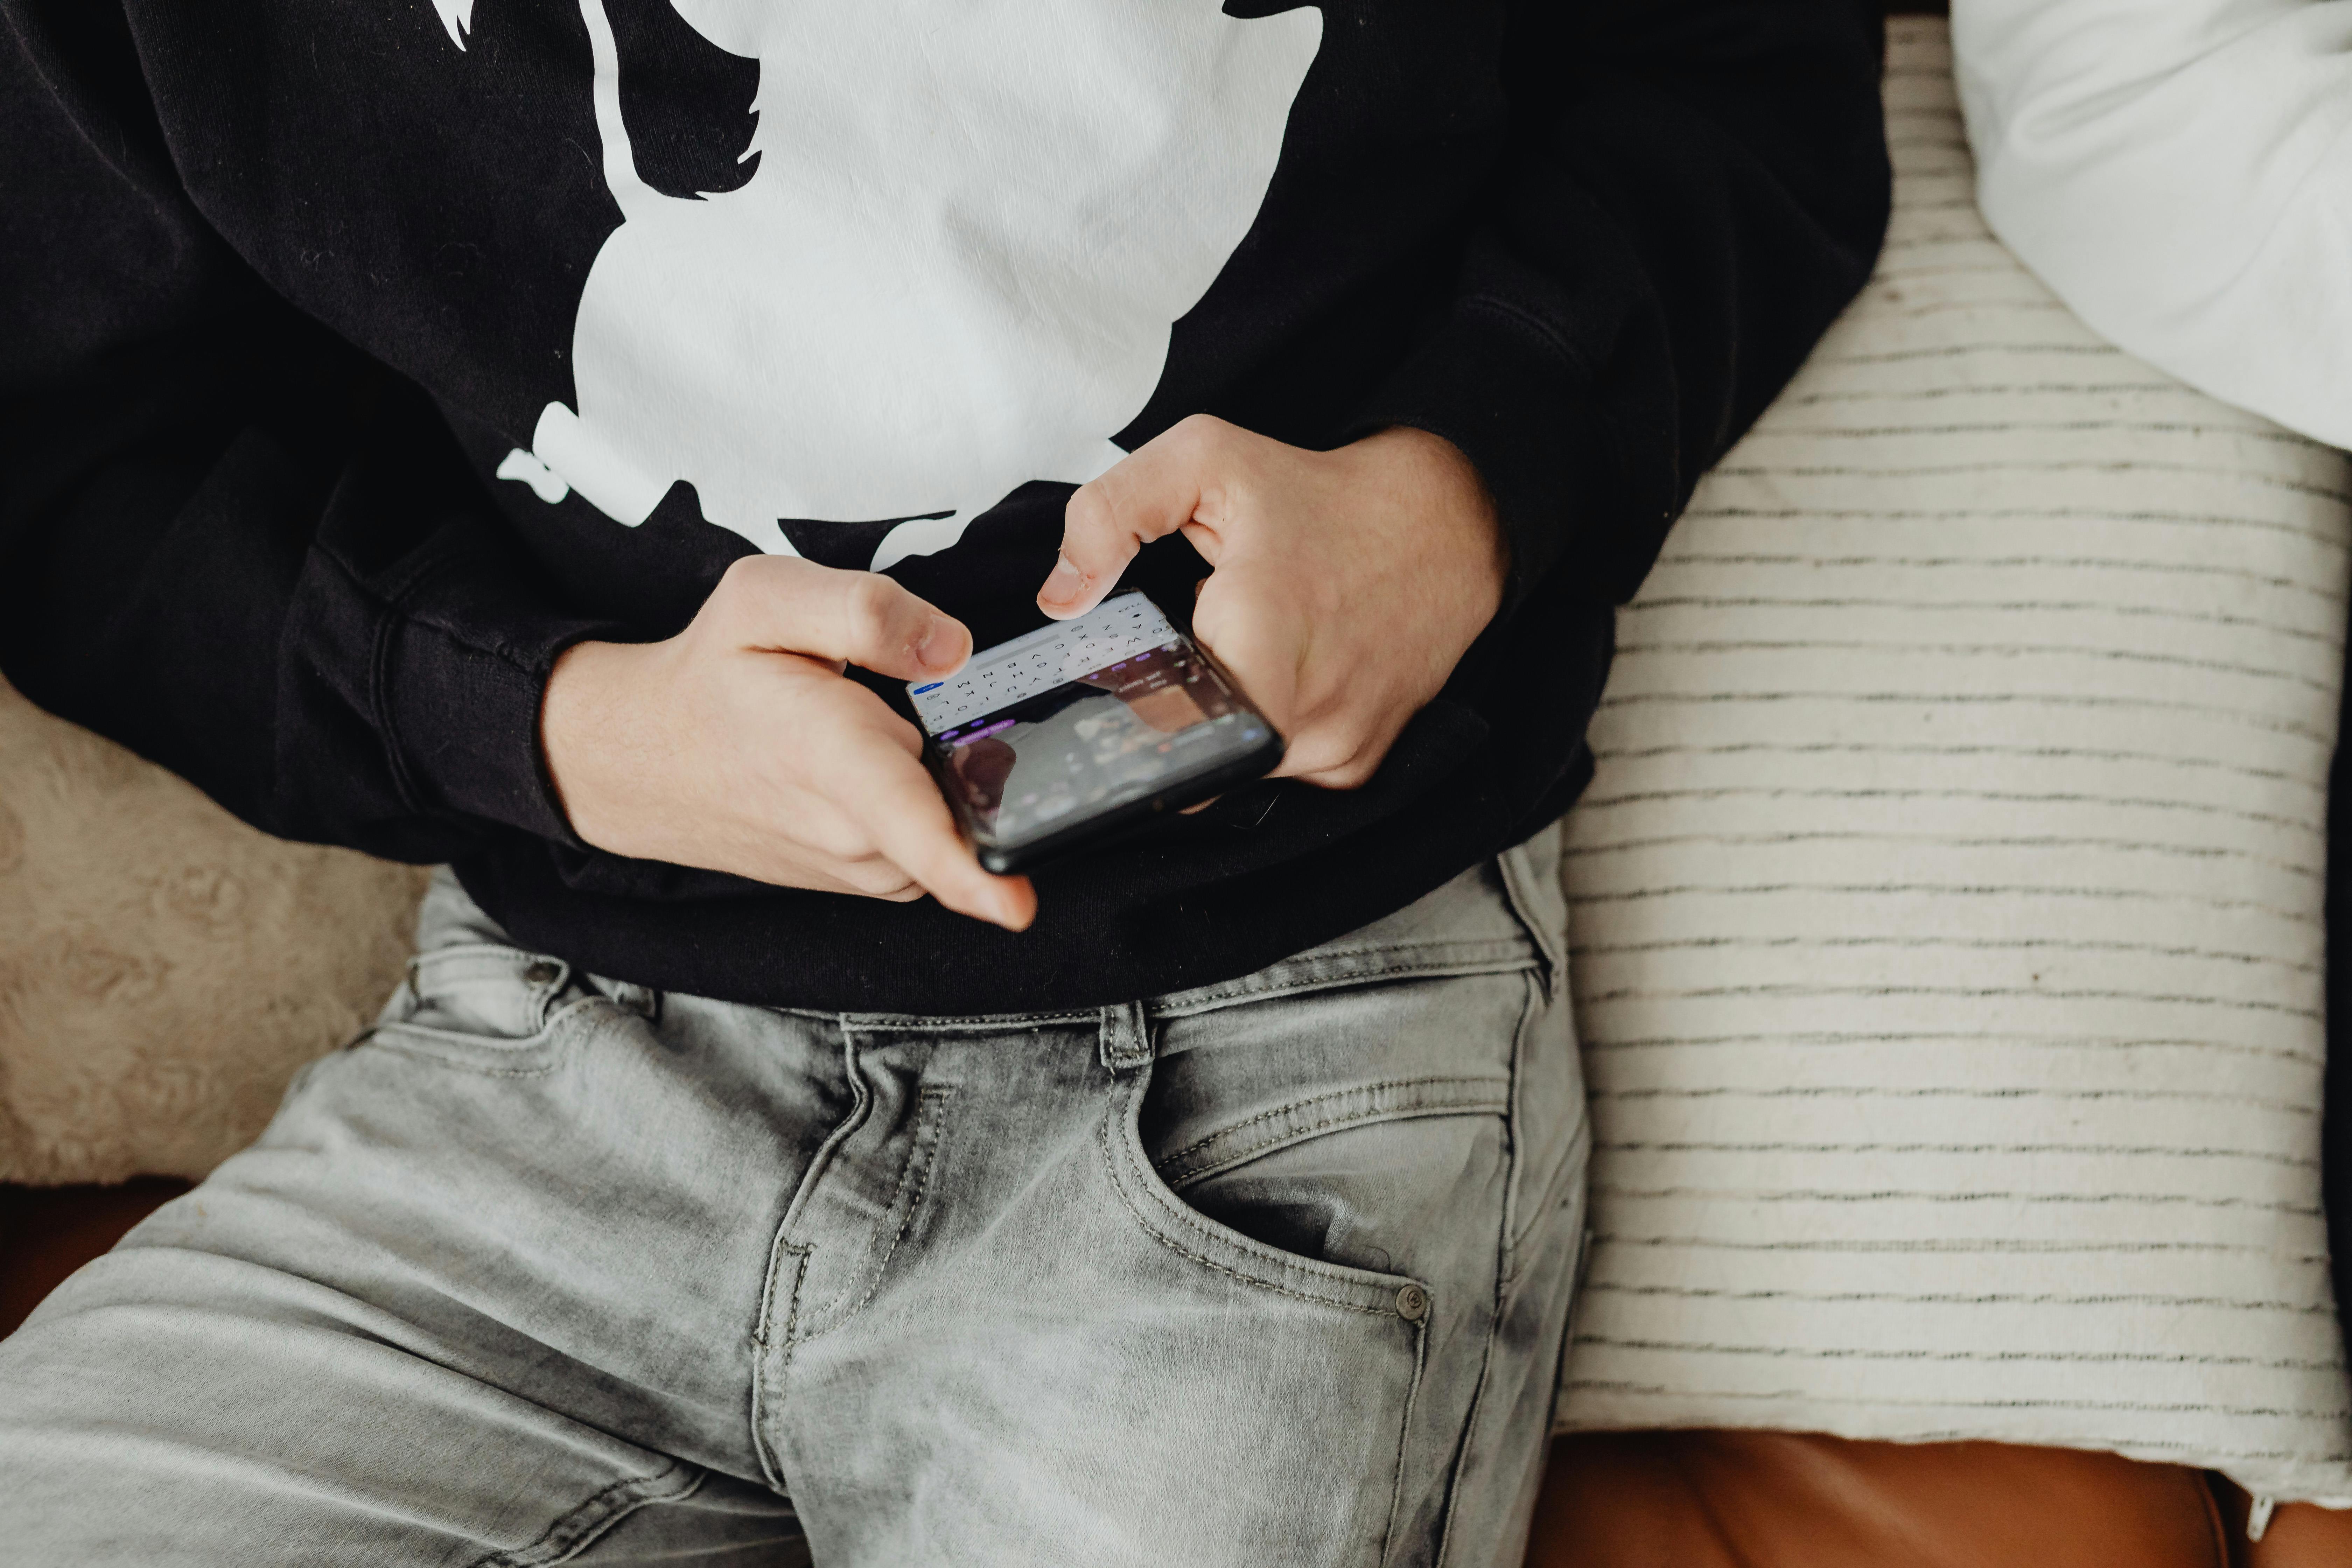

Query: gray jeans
left=0, top=827, right=1585, bottom=1567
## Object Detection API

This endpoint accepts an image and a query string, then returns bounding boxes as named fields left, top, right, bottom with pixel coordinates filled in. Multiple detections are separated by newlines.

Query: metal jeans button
left=523, top=960, right=563, bottom=988
left=1395, top=1283, right=1430, bottom=1322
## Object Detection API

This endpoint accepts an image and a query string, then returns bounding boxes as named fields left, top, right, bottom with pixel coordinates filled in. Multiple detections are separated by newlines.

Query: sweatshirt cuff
left=383, top=584, right=620, bottom=849
left=1349, top=296, right=1624, bottom=612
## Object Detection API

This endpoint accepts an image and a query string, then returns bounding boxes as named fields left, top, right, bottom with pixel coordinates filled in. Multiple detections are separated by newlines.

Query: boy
left=0, top=1, right=1887, bottom=1560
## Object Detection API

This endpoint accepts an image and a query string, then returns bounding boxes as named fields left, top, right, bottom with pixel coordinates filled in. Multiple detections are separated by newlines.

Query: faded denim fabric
left=0, top=826, right=1584, bottom=1567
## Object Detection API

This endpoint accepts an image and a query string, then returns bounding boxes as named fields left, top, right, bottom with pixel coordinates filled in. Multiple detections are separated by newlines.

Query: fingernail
left=915, top=616, right=958, bottom=670
left=1042, top=553, right=1083, bottom=603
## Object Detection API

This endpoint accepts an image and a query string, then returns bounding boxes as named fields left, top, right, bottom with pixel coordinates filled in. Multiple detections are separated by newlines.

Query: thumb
left=1040, top=419, right=1232, bottom=619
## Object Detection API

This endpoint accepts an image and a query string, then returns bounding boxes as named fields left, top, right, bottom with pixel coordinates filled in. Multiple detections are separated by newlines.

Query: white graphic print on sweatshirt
left=451, top=0, right=1322, bottom=570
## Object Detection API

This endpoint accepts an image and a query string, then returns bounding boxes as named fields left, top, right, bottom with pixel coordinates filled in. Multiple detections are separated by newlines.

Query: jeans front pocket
left=1088, top=1052, right=1441, bottom=1568
left=1136, top=962, right=1532, bottom=1281
left=1126, top=957, right=1552, bottom=1568
left=1102, top=1057, right=1446, bottom=1321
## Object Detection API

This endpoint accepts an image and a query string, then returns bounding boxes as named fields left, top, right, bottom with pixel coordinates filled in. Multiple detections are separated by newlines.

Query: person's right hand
left=539, top=555, right=1036, bottom=930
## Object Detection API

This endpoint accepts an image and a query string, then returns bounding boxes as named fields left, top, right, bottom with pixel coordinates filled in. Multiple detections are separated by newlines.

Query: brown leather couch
left=8, top=1179, right=2352, bottom=1566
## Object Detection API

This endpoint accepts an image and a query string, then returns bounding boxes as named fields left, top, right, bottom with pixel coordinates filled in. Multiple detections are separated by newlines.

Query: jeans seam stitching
left=464, top=1460, right=702, bottom=1568
left=1211, top=935, right=1513, bottom=968
left=748, top=1245, right=809, bottom=1491
left=848, top=1088, right=949, bottom=1321
left=1497, top=971, right=1542, bottom=1281
left=1427, top=1262, right=1508, bottom=1568
left=1507, top=1113, right=1591, bottom=1280
left=800, top=1086, right=954, bottom=1340
left=1379, top=1314, right=1430, bottom=1568
left=1163, top=1099, right=1514, bottom=1192
left=408, top=941, right=545, bottom=965
left=750, top=1023, right=872, bottom=1488
left=1433, top=979, right=1533, bottom=1567
left=362, top=997, right=604, bottom=1078
left=1495, top=835, right=1566, bottom=999
left=1156, top=1076, right=1510, bottom=1187
left=1153, top=949, right=1537, bottom=1015
left=831, top=1009, right=1096, bottom=1032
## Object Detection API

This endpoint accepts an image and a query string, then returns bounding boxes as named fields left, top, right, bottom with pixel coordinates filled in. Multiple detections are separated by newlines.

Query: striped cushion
left=1552, top=17, right=2352, bottom=1504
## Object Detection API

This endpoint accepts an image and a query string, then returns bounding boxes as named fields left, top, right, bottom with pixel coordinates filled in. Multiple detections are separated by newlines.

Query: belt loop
left=593, top=977, right=662, bottom=1022
left=1098, top=1001, right=1153, bottom=1074
left=1496, top=819, right=1570, bottom=1001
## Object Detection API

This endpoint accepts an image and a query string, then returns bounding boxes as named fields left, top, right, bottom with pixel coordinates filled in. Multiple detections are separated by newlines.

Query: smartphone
left=906, top=591, right=1284, bottom=874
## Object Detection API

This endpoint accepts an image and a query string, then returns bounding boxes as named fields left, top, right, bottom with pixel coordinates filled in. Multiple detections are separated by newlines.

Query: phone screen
left=907, top=593, right=1280, bottom=869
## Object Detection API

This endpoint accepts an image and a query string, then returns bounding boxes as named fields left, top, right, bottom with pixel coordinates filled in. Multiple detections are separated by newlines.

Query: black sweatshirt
left=0, top=0, right=1888, bottom=1014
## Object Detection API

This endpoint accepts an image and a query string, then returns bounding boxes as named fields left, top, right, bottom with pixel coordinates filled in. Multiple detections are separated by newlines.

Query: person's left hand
left=1037, top=416, right=1507, bottom=789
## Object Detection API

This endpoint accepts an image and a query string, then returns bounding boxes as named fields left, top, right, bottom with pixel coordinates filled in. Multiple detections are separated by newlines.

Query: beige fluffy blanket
left=0, top=676, right=428, bottom=1184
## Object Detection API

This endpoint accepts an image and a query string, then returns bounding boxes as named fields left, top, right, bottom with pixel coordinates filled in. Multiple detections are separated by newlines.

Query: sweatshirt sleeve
left=1953, top=0, right=2352, bottom=449
left=1353, top=0, right=1892, bottom=610
left=0, top=4, right=616, bottom=864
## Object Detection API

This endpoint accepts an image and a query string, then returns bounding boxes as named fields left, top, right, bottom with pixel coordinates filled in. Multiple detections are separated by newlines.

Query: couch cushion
left=1554, top=18, right=2352, bottom=1503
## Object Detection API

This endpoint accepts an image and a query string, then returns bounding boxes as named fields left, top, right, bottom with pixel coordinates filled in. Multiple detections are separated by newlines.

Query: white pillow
left=1553, top=16, right=2352, bottom=1505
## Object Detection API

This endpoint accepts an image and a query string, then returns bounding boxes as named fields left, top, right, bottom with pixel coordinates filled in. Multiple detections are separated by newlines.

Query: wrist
left=540, top=637, right=659, bottom=854
left=1352, top=424, right=1508, bottom=612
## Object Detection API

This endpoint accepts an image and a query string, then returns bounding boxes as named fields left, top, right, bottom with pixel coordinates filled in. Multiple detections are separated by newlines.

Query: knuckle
left=848, top=860, right=917, bottom=898
left=709, top=554, right=812, bottom=635
left=803, top=816, right=874, bottom=863
left=1294, top=750, right=1344, bottom=783
left=717, top=552, right=788, bottom=601
left=1324, top=725, right=1391, bottom=787
left=1065, top=483, right=1114, bottom=540
left=707, top=557, right=761, bottom=621
left=1170, top=412, right=1227, bottom=452
left=1290, top=730, right=1359, bottom=778
left=842, top=572, right=906, bottom=649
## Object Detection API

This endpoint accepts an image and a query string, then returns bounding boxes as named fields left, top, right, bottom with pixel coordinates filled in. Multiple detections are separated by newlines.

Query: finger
left=749, top=849, right=922, bottom=901
left=1286, top=751, right=1382, bottom=790
left=1270, top=713, right=1375, bottom=784
left=1041, top=415, right=1237, bottom=618
left=718, top=555, right=971, bottom=680
left=1268, top=718, right=1360, bottom=783
left=1278, top=702, right=1409, bottom=789
left=830, top=853, right=923, bottom=900
left=846, top=737, right=1038, bottom=931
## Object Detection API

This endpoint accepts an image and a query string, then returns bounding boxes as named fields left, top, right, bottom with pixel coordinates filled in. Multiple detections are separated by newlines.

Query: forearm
left=4, top=6, right=627, bottom=862
left=1955, top=0, right=2352, bottom=445
left=1362, top=0, right=1889, bottom=610
left=0, top=307, right=617, bottom=862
